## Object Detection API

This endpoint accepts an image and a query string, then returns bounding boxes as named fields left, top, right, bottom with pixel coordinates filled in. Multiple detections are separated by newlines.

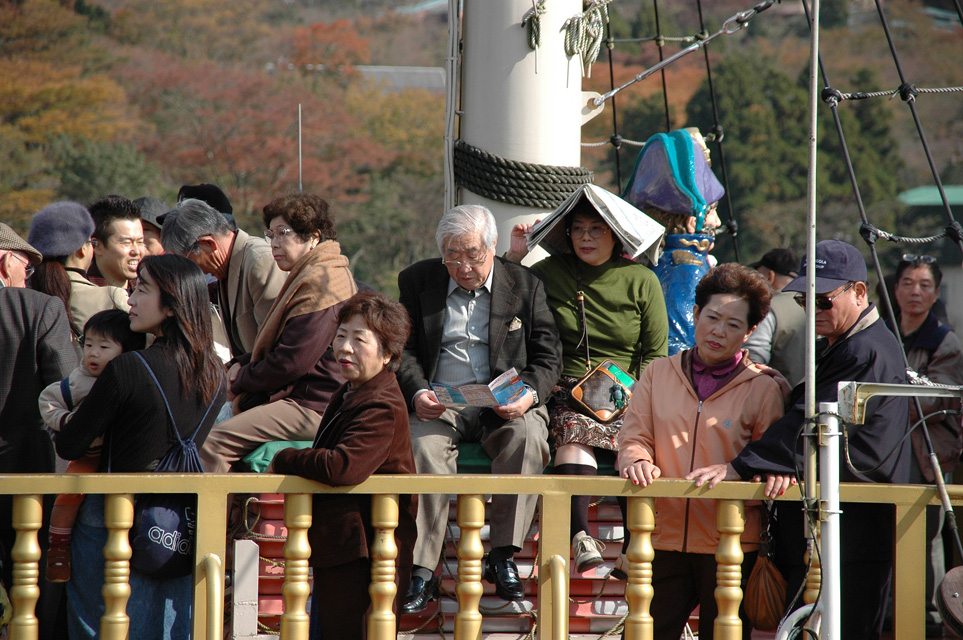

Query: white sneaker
left=572, top=531, right=605, bottom=573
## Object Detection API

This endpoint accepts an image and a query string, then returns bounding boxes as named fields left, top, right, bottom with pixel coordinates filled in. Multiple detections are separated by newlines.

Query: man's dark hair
left=88, top=195, right=140, bottom=243
left=83, top=309, right=146, bottom=353
left=895, top=255, right=942, bottom=288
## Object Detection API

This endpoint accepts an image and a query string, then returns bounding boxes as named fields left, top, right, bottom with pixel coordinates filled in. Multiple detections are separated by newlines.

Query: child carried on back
left=39, top=309, right=146, bottom=582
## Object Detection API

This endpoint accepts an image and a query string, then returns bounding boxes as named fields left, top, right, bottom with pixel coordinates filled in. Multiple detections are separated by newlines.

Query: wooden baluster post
left=10, top=494, right=42, bottom=640
left=454, top=494, right=485, bottom=640
left=623, top=496, right=655, bottom=640
left=100, top=493, right=134, bottom=640
left=368, top=494, right=400, bottom=640
left=281, top=493, right=312, bottom=640
left=714, top=499, right=745, bottom=640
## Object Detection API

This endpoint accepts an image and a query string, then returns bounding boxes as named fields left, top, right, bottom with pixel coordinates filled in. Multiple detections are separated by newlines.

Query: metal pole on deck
left=802, top=0, right=822, bottom=608
left=819, top=402, right=842, bottom=639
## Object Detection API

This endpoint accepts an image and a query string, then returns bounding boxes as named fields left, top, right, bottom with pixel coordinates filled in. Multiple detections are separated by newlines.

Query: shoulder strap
left=132, top=352, right=221, bottom=444
left=574, top=265, right=592, bottom=372
left=60, top=377, right=74, bottom=412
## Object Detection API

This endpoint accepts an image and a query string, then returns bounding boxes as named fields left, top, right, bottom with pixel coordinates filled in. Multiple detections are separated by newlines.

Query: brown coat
left=272, top=367, right=417, bottom=571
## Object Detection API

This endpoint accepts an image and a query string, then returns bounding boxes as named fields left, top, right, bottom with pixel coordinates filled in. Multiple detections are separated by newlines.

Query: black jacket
left=730, top=304, right=910, bottom=484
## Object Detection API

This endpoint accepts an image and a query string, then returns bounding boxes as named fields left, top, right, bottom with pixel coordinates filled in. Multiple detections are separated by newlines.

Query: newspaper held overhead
left=526, top=184, right=666, bottom=266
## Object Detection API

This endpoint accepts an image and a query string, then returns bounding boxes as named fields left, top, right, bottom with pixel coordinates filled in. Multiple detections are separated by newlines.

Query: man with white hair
left=397, top=204, right=562, bottom=611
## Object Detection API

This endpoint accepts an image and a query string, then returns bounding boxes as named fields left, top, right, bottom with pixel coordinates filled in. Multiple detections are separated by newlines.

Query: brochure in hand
left=431, top=368, right=527, bottom=407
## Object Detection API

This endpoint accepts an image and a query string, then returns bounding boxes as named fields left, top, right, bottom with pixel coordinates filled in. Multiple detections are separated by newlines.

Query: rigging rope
left=453, top=139, right=594, bottom=209
left=590, top=0, right=779, bottom=108
left=563, top=0, right=612, bottom=77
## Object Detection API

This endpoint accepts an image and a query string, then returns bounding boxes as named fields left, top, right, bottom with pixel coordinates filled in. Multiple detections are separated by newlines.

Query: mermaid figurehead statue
left=622, top=128, right=725, bottom=355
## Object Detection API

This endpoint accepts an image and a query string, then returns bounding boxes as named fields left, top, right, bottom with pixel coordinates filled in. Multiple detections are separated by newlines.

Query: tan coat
left=218, top=230, right=286, bottom=357
left=618, top=350, right=784, bottom=554
left=68, top=270, right=129, bottom=356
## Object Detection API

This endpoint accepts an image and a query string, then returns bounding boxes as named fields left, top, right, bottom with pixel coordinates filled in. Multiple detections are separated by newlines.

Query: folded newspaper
left=431, top=368, right=526, bottom=407
left=526, top=184, right=665, bottom=265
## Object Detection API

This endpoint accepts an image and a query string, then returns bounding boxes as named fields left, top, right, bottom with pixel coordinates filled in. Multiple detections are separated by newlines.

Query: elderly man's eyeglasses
left=8, top=253, right=35, bottom=280
left=567, top=224, right=609, bottom=239
left=442, top=250, right=488, bottom=268
left=264, top=226, right=296, bottom=241
left=794, top=281, right=854, bottom=311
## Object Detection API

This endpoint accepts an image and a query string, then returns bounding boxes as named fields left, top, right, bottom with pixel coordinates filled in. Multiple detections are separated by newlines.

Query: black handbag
left=124, top=352, right=220, bottom=579
left=567, top=268, right=637, bottom=423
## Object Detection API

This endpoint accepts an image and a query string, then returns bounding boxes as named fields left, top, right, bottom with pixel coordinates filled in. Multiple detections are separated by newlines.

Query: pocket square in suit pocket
left=509, top=316, right=523, bottom=331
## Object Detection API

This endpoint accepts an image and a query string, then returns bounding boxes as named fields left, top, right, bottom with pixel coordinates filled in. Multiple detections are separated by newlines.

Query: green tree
left=51, top=136, right=159, bottom=204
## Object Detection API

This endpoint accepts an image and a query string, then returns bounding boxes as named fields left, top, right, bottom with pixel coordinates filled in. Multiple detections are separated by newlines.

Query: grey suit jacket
left=219, top=230, right=286, bottom=357
left=0, top=287, right=77, bottom=473
left=396, top=257, right=562, bottom=410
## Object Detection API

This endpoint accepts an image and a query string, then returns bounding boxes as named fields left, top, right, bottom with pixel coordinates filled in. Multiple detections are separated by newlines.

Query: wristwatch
left=524, top=385, right=539, bottom=406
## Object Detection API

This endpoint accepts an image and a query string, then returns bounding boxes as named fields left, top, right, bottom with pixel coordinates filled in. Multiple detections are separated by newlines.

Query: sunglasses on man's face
left=793, top=281, right=854, bottom=311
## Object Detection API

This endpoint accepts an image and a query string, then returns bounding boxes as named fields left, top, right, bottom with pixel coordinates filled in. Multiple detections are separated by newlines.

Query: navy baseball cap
left=783, top=239, right=867, bottom=294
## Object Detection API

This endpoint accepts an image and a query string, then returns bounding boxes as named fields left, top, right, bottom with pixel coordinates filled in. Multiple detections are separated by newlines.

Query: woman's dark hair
left=563, top=202, right=623, bottom=261
left=136, top=255, right=224, bottom=405
left=30, top=258, right=74, bottom=329
left=694, top=263, right=773, bottom=327
left=83, top=309, right=146, bottom=353
left=336, top=291, right=411, bottom=372
left=262, top=193, right=337, bottom=242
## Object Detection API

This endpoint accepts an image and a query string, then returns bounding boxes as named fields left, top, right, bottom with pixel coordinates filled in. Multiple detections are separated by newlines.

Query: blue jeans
left=67, top=495, right=192, bottom=640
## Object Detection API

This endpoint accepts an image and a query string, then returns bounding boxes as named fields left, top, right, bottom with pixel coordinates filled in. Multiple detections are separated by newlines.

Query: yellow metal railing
left=1, top=473, right=954, bottom=640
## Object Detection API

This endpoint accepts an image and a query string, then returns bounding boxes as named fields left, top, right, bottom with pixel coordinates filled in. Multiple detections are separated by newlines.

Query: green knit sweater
left=530, top=253, right=668, bottom=379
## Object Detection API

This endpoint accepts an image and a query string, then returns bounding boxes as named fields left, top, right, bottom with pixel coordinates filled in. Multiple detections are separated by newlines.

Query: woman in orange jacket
left=617, top=263, right=787, bottom=640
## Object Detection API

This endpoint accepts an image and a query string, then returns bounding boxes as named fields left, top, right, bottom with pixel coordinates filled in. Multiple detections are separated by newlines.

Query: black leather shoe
left=483, top=555, right=525, bottom=601
left=402, top=574, right=439, bottom=614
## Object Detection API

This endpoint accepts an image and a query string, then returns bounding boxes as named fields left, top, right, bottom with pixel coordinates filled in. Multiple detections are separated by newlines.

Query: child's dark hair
left=83, top=309, right=146, bottom=353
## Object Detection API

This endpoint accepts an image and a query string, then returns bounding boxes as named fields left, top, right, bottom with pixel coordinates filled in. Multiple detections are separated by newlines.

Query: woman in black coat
left=270, top=291, right=416, bottom=640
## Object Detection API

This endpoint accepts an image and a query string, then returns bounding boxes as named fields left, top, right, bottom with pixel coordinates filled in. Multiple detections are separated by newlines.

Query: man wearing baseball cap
left=689, top=239, right=910, bottom=640
left=745, top=248, right=806, bottom=385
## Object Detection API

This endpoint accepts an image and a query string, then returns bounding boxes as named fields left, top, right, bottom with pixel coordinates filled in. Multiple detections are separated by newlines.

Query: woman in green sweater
left=507, top=203, right=668, bottom=572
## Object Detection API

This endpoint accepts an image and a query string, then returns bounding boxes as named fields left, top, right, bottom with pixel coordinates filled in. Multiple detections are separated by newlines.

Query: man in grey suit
left=0, top=223, right=76, bottom=640
left=397, top=204, right=562, bottom=611
left=160, top=198, right=286, bottom=358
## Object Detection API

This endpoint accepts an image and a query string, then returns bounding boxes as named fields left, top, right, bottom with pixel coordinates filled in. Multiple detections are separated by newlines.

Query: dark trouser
left=310, top=554, right=412, bottom=640
left=774, top=501, right=894, bottom=640
left=645, top=549, right=756, bottom=640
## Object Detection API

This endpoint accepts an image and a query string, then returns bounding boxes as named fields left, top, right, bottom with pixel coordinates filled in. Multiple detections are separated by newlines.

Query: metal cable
left=694, top=0, right=740, bottom=261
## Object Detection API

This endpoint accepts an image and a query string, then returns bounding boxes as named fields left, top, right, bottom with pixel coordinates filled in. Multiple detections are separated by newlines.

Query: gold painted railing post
left=714, top=499, right=744, bottom=640
left=368, top=493, right=400, bottom=640
left=623, top=496, right=655, bottom=640
left=454, top=493, right=485, bottom=640
left=10, top=495, right=42, bottom=640
left=281, top=493, right=312, bottom=640
left=100, top=493, right=134, bottom=640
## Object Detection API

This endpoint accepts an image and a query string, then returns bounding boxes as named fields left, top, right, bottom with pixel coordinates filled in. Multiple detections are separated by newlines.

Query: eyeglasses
left=8, top=253, right=35, bottom=280
left=900, top=254, right=936, bottom=264
left=567, top=224, right=609, bottom=239
left=794, top=281, right=854, bottom=311
left=264, top=226, right=297, bottom=241
left=442, top=250, right=489, bottom=268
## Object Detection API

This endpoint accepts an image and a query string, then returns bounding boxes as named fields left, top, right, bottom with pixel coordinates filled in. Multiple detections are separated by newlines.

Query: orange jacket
left=617, top=350, right=785, bottom=554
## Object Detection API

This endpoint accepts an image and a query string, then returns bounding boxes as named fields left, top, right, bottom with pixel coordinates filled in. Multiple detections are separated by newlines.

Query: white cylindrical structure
left=819, top=401, right=842, bottom=640
left=459, top=0, right=589, bottom=256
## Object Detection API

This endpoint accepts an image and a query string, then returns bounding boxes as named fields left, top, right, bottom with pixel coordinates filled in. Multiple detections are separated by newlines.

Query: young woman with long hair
left=57, top=254, right=226, bottom=640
